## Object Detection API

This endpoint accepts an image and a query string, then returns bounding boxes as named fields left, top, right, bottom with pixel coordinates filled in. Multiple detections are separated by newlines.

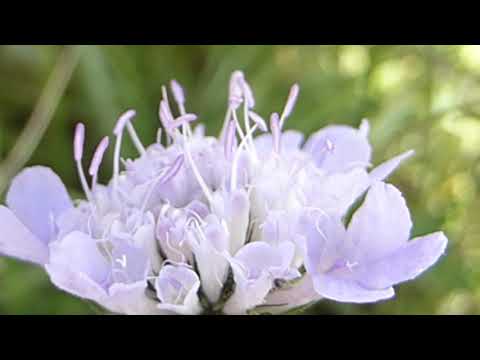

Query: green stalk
left=0, top=45, right=83, bottom=196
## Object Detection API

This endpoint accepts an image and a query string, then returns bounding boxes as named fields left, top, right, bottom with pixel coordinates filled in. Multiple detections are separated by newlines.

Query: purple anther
left=170, top=79, right=186, bottom=105
left=280, top=83, right=300, bottom=127
left=74, top=123, right=85, bottom=162
left=168, top=114, right=198, bottom=131
left=248, top=111, right=268, bottom=132
left=113, top=110, right=136, bottom=136
left=159, top=154, right=185, bottom=185
left=88, top=136, right=110, bottom=177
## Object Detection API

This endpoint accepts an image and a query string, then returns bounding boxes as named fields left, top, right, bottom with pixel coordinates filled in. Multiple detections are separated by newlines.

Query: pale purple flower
left=303, top=182, right=448, bottom=303
left=223, top=241, right=299, bottom=314
left=155, top=264, right=202, bottom=315
left=0, top=71, right=448, bottom=314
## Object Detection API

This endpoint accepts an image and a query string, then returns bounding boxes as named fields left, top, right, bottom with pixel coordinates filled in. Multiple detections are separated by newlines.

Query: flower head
left=0, top=71, right=447, bottom=314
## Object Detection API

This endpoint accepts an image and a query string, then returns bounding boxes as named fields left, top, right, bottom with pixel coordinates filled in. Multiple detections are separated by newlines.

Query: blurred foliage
left=0, top=45, right=479, bottom=315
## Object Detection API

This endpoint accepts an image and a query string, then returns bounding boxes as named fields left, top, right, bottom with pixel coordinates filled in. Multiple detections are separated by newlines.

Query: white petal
left=346, top=182, right=412, bottom=263
left=355, top=232, right=448, bottom=289
left=369, top=150, right=415, bottom=183
left=312, top=272, right=395, bottom=303
left=0, top=206, right=48, bottom=264
left=6, top=166, right=72, bottom=243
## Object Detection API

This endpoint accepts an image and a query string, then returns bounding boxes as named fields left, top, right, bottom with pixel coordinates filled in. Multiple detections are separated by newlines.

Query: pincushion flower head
left=0, top=71, right=448, bottom=315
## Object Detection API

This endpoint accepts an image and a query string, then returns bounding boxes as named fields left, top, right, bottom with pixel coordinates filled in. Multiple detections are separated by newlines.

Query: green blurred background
left=0, top=45, right=478, bottom=315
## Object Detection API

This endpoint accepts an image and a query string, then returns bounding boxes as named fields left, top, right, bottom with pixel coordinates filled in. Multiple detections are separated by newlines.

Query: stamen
left=161, top=86, right=171, bottom=113
left=126, top=121, right=146, bottom=156
left=140, top=155, right=184, bottom=213
left=159, top=100, right=174, bottom=130
left=159, top=154, right=185, bottom=185
left=73, top=123, right=92, bottom=202
left=224, top=120, right=236, bottom=161
left=229, top=71, right=244, bottom=110
left=113, top=109, right=144, bottom=155
left=74, top=123, right=85, bottom=162
left=270, top=112, right=281, bottom=154
left=89, top=136, right=109, bottom=185
left=113, top=110, right=136, bottom=136
left=248, top=111, right=268, bottom=132
left=170, top=79, right=186, bottom=115
left=159, top=87, right=176, bottom=143
left=168, top=80, right=193, bottom=138
left=243, top=97, right=252, bottom=148
left=232, top=109, right=257, bottom=163
left=241, top=78, right=255, bottom=109
left=242, top=79, right=258, bottom=160
left=183, top=132, right=214, bottom=205
left=113, top=110, right=136, bottom=192
left=232, top=110, right=246, bottom=140
left=280, top=83, right=300, bottom=128
left=167, top=114, right=197, bottom=133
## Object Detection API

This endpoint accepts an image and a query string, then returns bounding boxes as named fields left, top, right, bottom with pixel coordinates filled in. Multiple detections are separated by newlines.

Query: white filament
left=183, top=133, right=214, bottom=205
left=113, top=130, right=123, bottom=194
left=76, top=161, right=93, bottom=203
left=126, top=122, right=146, bottom=155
